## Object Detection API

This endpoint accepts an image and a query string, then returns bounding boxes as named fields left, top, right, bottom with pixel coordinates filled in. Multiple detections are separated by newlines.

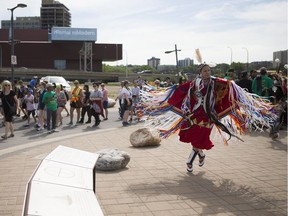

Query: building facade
left=41, top=0, right=71, bottom=29
left=273, top=50, right=288, bottom=68
left=178, top=58, right=193, bottom=68
left=0, top=29, right=122, bottom=72
left=1, top=17, right=41, bottom=29
left=250, top=61, right=273, bottom=70
left=147, top=57, right=160, bottom=69
left=1, top=0, right=70, bottom=30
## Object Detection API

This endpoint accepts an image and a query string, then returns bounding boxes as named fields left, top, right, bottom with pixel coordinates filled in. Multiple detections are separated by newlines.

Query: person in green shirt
left=224, top=68, right=235, bottom=81
left=252, top=67, right=273, bottom=97
left=42, top=83, right=58, bottom=133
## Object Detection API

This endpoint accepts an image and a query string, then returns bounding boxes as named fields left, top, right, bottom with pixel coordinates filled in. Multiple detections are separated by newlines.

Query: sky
left=1, top=0, right=287, bottom=66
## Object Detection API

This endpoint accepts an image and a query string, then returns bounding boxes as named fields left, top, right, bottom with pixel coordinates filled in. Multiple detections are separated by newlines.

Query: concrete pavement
left=0, top=115, right=287, bottom=215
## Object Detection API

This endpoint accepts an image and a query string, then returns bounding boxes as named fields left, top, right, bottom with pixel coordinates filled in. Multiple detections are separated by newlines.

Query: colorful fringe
left=140, top=82, right=277, bottom=144
left=140, top=84, right=185, bottom=138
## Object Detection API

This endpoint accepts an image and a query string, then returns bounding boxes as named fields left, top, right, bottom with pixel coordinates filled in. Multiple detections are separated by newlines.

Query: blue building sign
left=51, top=27, right=97, bottom=41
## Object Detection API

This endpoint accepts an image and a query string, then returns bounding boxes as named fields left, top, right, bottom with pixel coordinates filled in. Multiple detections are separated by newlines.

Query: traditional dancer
left=141, top=64, right=276, bottom=172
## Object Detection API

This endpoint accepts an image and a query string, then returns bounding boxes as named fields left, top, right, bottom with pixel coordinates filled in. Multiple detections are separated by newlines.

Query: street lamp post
left=242, top=47, right=249, bottom=70
left=124, top=50, right=128, bottom=78
left=8, top=3, right=27, bottom=82
left=227, top=46, right=232, bottom=66
left=275, top=58, right=280, bottom=73
left=165, top=44, right=181, bottom=76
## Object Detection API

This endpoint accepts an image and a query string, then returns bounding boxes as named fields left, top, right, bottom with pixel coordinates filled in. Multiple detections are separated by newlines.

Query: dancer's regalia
left=140, top=73, right=276, bottom=148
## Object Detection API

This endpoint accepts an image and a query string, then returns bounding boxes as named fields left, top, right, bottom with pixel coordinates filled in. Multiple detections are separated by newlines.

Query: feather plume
left=195, top=48, right=202, bottom=64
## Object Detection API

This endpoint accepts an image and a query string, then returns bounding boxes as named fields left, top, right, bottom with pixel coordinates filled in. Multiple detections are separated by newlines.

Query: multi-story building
left=0, top=28, right=122, bottom=72
left=178, top=58, right=193, bottom=68
left=273, top=50, right=288, bottom=68
left=1, top=0, right=71, bottom=30
left=250, top=61, right=273, bottom=70
left=147, top=57, right=160, bottom=69
left=1, top=16, right=41, bottom=29
left=41, top=0, right=71, bottom=29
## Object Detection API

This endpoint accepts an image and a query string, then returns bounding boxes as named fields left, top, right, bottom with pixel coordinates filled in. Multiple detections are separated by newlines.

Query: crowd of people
left=0, top=79, right=112, bottom=139
left=227, top=67, right=287, bottom=137
left=0, top=67, right=286, bottom=142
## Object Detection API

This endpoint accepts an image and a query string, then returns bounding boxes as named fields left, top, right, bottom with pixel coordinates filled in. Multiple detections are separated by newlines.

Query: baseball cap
left=46, top=83, right=53, bottom=88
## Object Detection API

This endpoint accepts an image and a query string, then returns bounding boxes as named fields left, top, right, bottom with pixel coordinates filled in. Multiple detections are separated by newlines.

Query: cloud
left=0, top=0, right=287, bottom=65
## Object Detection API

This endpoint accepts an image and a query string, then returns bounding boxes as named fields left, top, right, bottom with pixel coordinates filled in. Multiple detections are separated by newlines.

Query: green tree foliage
left=131, top=65, right=155, bottom=73
left=231, top=62, right=246, bottom=73
left=102, top=64, right=132, bottom=73
left=182, top=65, right=198, bottom=75
left=102, top=64, right=155, bottom=74
left=214, top=63, right=230, bottom=77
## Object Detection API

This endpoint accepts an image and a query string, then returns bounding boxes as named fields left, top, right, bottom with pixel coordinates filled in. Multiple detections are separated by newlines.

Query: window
left=54, top=59, right=66, bottom=70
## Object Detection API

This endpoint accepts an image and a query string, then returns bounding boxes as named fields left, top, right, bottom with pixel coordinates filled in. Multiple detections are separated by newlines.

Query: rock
left=95, top=148, right=130, bottom=171
left=130, top=128, right=161, bottom=147
left=108, top=98, right=116, bottom=108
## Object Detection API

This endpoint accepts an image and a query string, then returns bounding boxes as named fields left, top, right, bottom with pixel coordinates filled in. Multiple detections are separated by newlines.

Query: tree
left=231, top=62, right=246, bottom=73
left=214, top=63, right=230, bottom=77
left=102, top=64, right=132, bottom=73
left=131, top=65, right=155, bottom=73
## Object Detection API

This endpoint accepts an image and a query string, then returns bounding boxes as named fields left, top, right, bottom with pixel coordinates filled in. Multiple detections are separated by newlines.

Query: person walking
left=17, top=80, right=28, bottom=119
left=0, top=80, right=18, bottom=139
left=36, top=82, right=46, bottom=131
left=165, top=77, right=174, bottom=87
left=252, top=67, right=273, bottom=97
left=115, top=81, right=125, bottom=119
left=130, top=80, right=140, bottom=122
left=42, top=83, right=58, bottom=133
left=224, top=68, right=236, bottom=80
left=79, top=84, right=91, bottom=124
left=154, top=79, right=161, bottom=89
left=28, top=76, right=38, bottom=90
left=23, top=89, right=37, bottom=127
left=62, top=85, right=70, bottom=116
left=121, top=80, right=132, bottom=126
left=89, top=83, right=103, bottom=127
left=55, top=85, right=67, bottom=126
left=100, top=83, right=109, bottom=120
left=69, top=80, right=83, bottom=125
left=236, top=71, right=252, bottom=93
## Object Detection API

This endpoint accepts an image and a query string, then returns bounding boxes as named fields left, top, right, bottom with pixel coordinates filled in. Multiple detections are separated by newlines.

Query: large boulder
left=95, top=148, right=130, bottom=171
left=108, top=98, right=116, bottom=108
left=130, top=128, right=161, bottom=147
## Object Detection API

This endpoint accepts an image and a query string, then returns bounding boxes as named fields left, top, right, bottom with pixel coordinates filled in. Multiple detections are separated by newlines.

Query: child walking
left=24, top=89, right=37, bottom=127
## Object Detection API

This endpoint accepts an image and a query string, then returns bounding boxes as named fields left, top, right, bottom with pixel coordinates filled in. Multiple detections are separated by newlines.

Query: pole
left=125, top=50, right=128, bottom=78
left=243, top=47, right=249, bottom=70
left=11, top=9, right=15, bottom=82
left=175, top=44, right=179, bottom=77
left=227, top=47, right=232, bottom=66
left=0, top=45, right=2, bottom=69
left=116, top=44, right=118, bottom=67
left=9, top=3, right=27, bottom=81
left=246, top=49, right=249, bottom=70
left=165, top=45, right=181, bottom=77
left=275, top=58, right=281, bottom=73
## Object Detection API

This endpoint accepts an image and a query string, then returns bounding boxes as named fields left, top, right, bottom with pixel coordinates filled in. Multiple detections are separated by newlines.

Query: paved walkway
left=0, top=122, right=287, bottom=216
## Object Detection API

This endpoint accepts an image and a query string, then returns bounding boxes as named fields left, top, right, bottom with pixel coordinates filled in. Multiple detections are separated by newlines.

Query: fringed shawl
left=140, top=77, right=276, bottom=144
